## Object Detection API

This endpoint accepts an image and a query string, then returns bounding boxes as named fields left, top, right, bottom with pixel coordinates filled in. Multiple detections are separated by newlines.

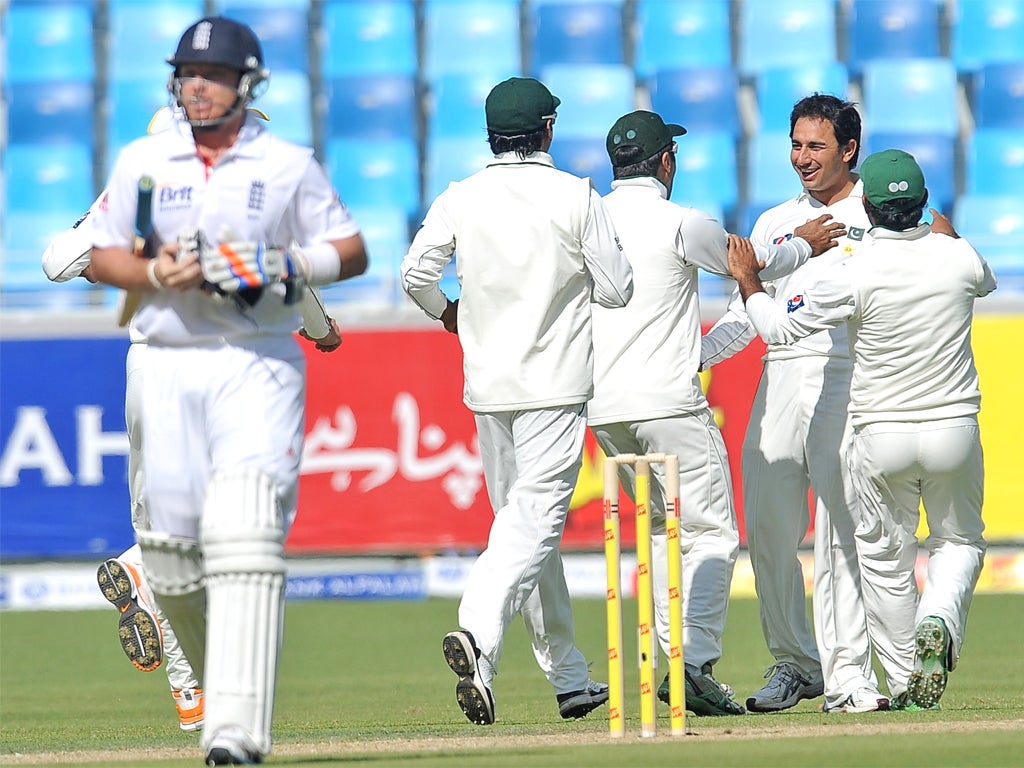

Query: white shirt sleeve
left=746, top=275, right=856, bottom=345
left=42, top=200, right=101, bottom=282
left=582, top=186, right=633, bottom=308
left=678, top=209, right=730, bottom=276
left=756, top=237, right=812, bottom=280
left=400, top=190, right=457, bottom=319
left=700, top=287, right=756, bottom=369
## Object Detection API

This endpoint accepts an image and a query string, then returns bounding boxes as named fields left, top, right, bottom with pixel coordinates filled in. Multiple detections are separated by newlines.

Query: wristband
left=146, top=258, right=163, bottom=290
left=293, top=242, right=341, bottom=286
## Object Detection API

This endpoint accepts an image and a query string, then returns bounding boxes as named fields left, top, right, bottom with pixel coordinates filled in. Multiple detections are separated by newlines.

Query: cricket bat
left=117, top=175, right=155, bottom=327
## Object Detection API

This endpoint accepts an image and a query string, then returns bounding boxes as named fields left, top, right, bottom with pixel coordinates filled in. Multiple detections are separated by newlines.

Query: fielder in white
left=702, top=94, right=882, bottom=713
left=402, top=77, right=633, bottom=726
left=590, top=110, right=844, bottom=716
left=728, top=149, right=996, bottom=711
left=88, top=17, right=367, bottom=766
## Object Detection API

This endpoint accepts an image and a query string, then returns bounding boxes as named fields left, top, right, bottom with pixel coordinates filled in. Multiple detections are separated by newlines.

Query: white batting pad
left=200, top=467, right=286, bottom=757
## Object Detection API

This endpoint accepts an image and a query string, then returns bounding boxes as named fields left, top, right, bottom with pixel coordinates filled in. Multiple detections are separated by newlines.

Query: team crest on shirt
left=848, top=226, right=865, bottom=241
left=248, top=180, right=266, bottom=212
left=773, top=233, right=794, bottom=244
left=787, top=294, right=805, bottom=313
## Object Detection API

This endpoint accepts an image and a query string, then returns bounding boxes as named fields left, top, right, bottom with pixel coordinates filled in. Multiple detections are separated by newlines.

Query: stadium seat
left=738, top=0, right=837, bottom=77
left=4, top=143, right=95, bottom=214
left=861, top=133, right=956, bottom=211
left=539, top=64, right=635, bottom=139
left=973, top=61, right=1024, bottom=130
left=423, top=0, right=521, bottom=79
left=648, top=67, right=741, bottom=139
left=257, top=71, right=313, bottom=146
left=746, top=131, right=802, bottom=211
left=5, top=3, right=95, bottom=83
left=424, top=137, right=496, bottom=202
left=327, top=138, right=420, bottom=216
left=324, top=75, right=418, bottom=140
left=966, top=128, right=1024, bottom=195
left=953, top=195, right=1024, bottom=287
left=862, top=58, right=960, bottom=137
left=673, top=130, right=738, bottom=213
left=549, top=136, right=614, bottom=195
left=846, top=0, right=941, bottom=75
left=428, top=71, right=518, bottom=140
left=952, top=0, right=1024, bottom=73
left=108, top=0, right=205, bottom=82
left=7, top=80, right=95, bottom=147
left=107, top=80, right=174, bottom=163
left=634, top=0, right=732, bottom=77
left=215, top=2, right=309, bottom=72
left=756, top=62, right=850, bottom=132
left=319, top=204, right=410, bottom=309
left=529, top=1, right=625, bottom=74
left=320, top=0, right=417, bottom=77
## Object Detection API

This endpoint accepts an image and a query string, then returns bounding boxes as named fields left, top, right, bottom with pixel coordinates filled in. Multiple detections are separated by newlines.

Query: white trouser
left=849, top=417, right=986, bottom=695
left=124, top=343, right=199, bottom=692
left=591, top=409, right=739, bottom=670
left=460, top=404, right=591, bottom=696
left=743, top=356, right=875, bottom=706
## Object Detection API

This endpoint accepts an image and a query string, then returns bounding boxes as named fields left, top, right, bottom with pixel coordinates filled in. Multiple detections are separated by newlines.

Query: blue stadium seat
left=109, top=1, right=205, bottom=82
left=862, top=58, right=960, bottom=137
left=746, top=131, right=802, bottom=210
left=5, top=3, right=95, bottom=83
left=4, top=143, right=95, bottom=214
left=107, top=80, right=174, bottom=163
left=846, top=0, right=941, bottom=75
left=674, top=130, right=738, bottom=213
left=634, top=0, right=731, bottom=77
left=952, top=0, right=1024, bottom=73
left=423, top=0, right=521, bottom=79
left=257, top=71, right=313, bottom=146
left=327, top=138, right=420, bottom=216
left=861, top=133, right=957, bottom=212
left=539, top=64, right=635, bottom=139
left=966, top=128, right=1024, bottom=195
left=321, top=0, right=417, bottom=77
left=424, top=137, right=496, bottom=202
left=953, top=195, right=1024, bottom=287
left=7, top=80, right=95, bottom=147
left=648, top=67, right=741, bottom=139
left=324, top=75, right=418, bottom=140
left=529, top=1, right=625, bottom=74
left=319, top=204, right=410, bottom=309
left=756, top=62, right=850, bottom=132
left=973, top=61, right=1024, bottom=129
left=215, top=2, right=309, bottom=72
left=549, top=136, right=614, bottom=195
left=738, top=0, right=837, bottom=77
left=428, top=71, right=517, bottom=140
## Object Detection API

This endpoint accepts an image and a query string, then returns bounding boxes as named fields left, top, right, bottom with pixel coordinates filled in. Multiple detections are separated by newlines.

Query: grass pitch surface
left=1, top=594, right=1021, bottom=766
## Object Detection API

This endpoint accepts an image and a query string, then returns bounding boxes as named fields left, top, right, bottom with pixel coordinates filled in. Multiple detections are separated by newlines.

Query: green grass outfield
left=1, top=594, right=1021, bottom=767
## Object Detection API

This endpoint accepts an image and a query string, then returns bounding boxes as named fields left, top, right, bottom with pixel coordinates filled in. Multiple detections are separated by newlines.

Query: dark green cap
left=485, top=77, right=560, bottom=134
left=606, top=110, right=686, bottom=167
left=860, top=149, right=926, bottom=211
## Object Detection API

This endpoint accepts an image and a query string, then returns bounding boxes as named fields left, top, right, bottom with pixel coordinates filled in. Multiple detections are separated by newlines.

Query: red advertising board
left=288, top=326, right=766, bottom=554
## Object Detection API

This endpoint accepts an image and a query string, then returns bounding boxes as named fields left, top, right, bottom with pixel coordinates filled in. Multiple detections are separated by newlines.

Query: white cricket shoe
left=442, top=630, right=495, bottom=725
left=746, top=662, right=824, bottom=712
left=204, top=725, right=262, bottom=766
left=826, top=687, right=891, bottom=714
left=172, top=687, right=204, bottom=732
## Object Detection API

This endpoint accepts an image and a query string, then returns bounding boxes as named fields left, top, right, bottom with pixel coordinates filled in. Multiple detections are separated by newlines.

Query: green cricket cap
left=485, top=77, right=560, bottom=134
left=606, top=110, right=686, bottom=167
left=860, top=149, right=926, bottom=211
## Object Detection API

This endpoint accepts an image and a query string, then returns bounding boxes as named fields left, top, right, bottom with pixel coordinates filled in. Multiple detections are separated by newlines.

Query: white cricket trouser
left=849, top=417, right=986, bottom=695
left=591, top=409, right=739, bottom=670
left=460, top=404, right=591, bottom=696
left=124, top=343, right=199, bottom=692
left=743, top=356, right=875, bottom=706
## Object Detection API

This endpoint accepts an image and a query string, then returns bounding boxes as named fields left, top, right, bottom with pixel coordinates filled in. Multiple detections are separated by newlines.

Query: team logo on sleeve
left=787, top=294, right=805, bottom=313
left=773, top=233, right=794, bottom=244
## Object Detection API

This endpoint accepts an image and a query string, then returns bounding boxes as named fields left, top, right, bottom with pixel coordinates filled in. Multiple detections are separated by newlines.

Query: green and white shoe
left=891, top=691, right=941, bottom=711
left=907, top=616, right=950, bottom=709
left=658, top=664, right=746, bottom=716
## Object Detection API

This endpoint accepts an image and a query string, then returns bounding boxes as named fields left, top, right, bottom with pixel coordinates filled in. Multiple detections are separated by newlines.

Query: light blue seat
left=529, top=1, right=625, bottom=74
left=423, top=0, right=521, bottom=79
left=321, top=0, right=417, bottom=77
left=109, top=1, right=205, bottom=82
left=107, top=80, right=174, bottom=163
left=738, top=0, right=837, bottom=77
left=953, top=195, right=1024, bottom=286
left=634, top=0, right=731, bottom=78
left=966, top=129, right=1024, bottom=195
left=4, top=143, right=95, bottom=213
left=428, top=71, right=518, bottom=140
left=324, top=75, right=418, bottom=140
left=5, top=3, right=95, bottom=83
left=973, top=61, right=1024, bottom=129
left=846, top=0, right=941, bottom=75
left=862, top=58, right=960, bottom=137
left=746, top=131, right=801, bottom=211
left=424, top=137, right=496, bottom=202
left=648, top=66, right=741, bottom=139
left=319, top=204, right=410, bottom=309
left=756, top=63, right=850, bottom=132
left=327, top=138, right=420, bottom=216
left=861, top=133, right=957, bottom=211
left=549, top=136, right=614, bottom=195
left=952, top=0, right=1024, bottom=73
left=539, top=64, right=635, bottom=139
left=256, top=71, right=313, bottom=146
left=674, top=130, right=738, bottom=213
left=215, top=2, right=309, bottom=72
left=7, top=80, right=95, bottom=147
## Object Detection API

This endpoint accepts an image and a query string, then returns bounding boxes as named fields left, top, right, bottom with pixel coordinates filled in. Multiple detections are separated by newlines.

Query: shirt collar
left=167, top=112, right=268, bottom=160
left=487, top=151, right=556, bottom=169
left=609, top=175, right=669, bottom=199
left=869, top=222, right=931, bottom=240
left=794, top=178, right=864, bottom=206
